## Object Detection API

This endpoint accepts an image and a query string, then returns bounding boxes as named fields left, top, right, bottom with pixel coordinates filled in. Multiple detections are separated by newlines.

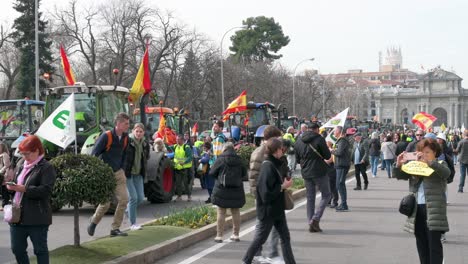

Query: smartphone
left=6, top=182, right=16, bottom=186
left=403, top=152, right=418, bottom=161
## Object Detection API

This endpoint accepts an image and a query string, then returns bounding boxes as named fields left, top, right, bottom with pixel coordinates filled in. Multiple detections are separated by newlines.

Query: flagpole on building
left=35, top=0, right=39, bottom=100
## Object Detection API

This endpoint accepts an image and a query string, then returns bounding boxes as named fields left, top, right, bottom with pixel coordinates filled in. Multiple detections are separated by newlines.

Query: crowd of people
left=1, top=111, right=466, bottom=264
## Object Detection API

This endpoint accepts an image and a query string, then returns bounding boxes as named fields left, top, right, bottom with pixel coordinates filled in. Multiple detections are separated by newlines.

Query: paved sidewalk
left=154, top=168, right=468, bottom=264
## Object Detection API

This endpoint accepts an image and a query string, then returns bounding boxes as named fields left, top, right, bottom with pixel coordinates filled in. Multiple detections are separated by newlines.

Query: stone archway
left=400, top=108, right=409, bottom=124
left=432, top=107, right=447, bottom=126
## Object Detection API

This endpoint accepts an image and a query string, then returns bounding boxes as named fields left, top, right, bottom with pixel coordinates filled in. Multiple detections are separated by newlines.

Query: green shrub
left=236, top=144, right=256, bottom=168
left=291, top=177, right=305, bottom=190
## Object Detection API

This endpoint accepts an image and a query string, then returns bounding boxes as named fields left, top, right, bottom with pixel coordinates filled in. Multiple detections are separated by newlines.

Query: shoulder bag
left=263, top=160, right=294, bottom=210
left=399, top=193, right=416, bottom=217
left=4, top=173, right=32, bottom=224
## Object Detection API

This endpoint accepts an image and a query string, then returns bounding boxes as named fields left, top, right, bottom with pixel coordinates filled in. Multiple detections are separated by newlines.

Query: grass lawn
left=31, top=226, right=190, bottom=264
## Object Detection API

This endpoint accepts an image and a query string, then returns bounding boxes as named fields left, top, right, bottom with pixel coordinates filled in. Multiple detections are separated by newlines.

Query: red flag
left=130, top=46, right=151, bottom=102
left=191, top=122, right=198, bottom=136
left=412, top=112, right=437, bottom=131
left=222, top=90, right=247, bottom=115
left=60, top=45, right=76, bottom=85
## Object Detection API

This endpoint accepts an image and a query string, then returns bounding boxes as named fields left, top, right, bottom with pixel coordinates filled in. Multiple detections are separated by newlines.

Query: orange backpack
left=105, top=131, right=128, bottom=152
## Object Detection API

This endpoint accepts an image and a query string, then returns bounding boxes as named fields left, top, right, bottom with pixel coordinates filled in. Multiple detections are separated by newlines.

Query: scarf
left=131, top=136, right=143, bottom=176
left=13, top=155, right=44, bottom=204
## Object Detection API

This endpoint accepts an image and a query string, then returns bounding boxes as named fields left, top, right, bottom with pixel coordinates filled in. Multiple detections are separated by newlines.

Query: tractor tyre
left=145, top=152, right=174, bottom=203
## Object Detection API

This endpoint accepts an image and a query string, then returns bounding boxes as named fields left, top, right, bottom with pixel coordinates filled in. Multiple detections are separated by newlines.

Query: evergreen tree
left=11, top=0, right=54, bottom=97
left=177, top=48, right=202, bottom=109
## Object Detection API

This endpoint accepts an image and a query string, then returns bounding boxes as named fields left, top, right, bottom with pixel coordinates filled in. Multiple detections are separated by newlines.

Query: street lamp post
left=220, top=26, right=245, bottom=112
left=35, top=0, right=39, bottom=100
left=292, top=58, right=314, bottom=116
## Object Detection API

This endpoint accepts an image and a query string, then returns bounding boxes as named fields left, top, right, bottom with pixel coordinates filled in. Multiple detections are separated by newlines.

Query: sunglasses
left=416, top=134, right=423, bottom=136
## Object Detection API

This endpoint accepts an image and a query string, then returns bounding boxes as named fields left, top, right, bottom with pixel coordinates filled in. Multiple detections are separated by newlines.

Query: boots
left=309, top=219, right=322, bottom=232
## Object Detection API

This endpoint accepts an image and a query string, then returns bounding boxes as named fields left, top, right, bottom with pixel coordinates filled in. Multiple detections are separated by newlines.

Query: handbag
left=263, top=160, right=294, bottom=210
left=3, top=171, right=32, bottom=224
left=399, top=193, right=416, bottom=217
left=284, top=189, right=294, bottom=210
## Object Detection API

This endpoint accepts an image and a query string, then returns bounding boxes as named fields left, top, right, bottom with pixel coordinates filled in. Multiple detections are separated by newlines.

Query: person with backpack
left=124, top=123, right=150, bottom=231
left=209, top=142, right=247, bottom=243
left=88, top=112, right=130, bottom=237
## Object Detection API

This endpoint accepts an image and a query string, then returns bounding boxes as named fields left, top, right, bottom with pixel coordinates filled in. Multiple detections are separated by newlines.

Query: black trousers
left=414, top=204, right=444, bottom=264
left=327, top=167, right=338, bottom=205
left=243, top=214, right=296, bottom=264
left=354, top=163, right=368, bottom=187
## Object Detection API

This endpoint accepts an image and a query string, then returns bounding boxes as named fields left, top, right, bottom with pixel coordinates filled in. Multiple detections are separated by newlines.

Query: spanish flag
left=222, top=90, right=247, bottom=115
left=191, top=122, right=198, bottom=136
left=60, top=45, right=76, bottom=85
left=130, top=46, right=151, bottom=102
left=412, top=112, right=437, bottom=131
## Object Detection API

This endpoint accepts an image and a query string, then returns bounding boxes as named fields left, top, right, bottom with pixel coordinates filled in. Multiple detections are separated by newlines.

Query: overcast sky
left=1, top=0, right=467, bottom=85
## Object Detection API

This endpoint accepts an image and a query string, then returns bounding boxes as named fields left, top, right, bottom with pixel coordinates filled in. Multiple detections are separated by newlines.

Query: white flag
left=321, top=108, right=349, bottom=129
left=36, top=93, right=76, bottom=148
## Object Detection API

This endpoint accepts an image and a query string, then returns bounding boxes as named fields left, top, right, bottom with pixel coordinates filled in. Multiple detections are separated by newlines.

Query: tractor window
left=102, top=92, right=129, bottom=130
left=0, top=104, right=24, bottom=138
left=30, top=105, right=44, bottom=132
left=48, top=93, right=96, bottom=132
left=248, top=109, right=268, bottom=128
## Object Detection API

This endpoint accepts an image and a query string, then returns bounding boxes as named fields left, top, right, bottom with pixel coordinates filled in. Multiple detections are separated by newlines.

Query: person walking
left=88, top=112, right=130, bottom=237
left=455, top=130, right=468, bottom=193
left=199, top=142, right=215, bottom=203
left=242, top=138, right=295, bottom=264
left=209, top=143, right=246, bottom=243
left=0, top=142, right=12, bottom=210
left=332, top=126, right=351, bottom=212
left=124, top=123, right=150, bottom=231
left=369, top=132, right=381, bottom=178
left=351, top=133, right=369, bottom=190
left=294, top=122, right=332, bottom=232
left=7, top=135, right=56, bottom=264
left=248, top=125, right=283, bottom=263
left=381, top=135, right=397, bottom=178
left=393, top=138, right=450, bottom=264
left=172, top=134, right=193, bottom=201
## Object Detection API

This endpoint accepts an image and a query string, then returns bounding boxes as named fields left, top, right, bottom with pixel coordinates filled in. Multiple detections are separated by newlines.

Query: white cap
left=436, top=133, right=446, bottom=142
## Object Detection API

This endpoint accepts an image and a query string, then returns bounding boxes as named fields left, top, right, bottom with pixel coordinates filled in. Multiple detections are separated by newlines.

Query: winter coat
left=351, top=139, right=369, bottom=165
left=13, top=158, right=56, bottom=226
left=405, top=140, right=420, bottom=153
left=368, top=138, right=381, bottom=157
left=395, top=141, right=409, bottom=157
left=256, top=155, right=285, bottom=221
left=294, top=131, right=331, bottom=179
left=393, top=160, right=450, bottom=233
left=456, top=138, right=468, bottom=164
left=381, top=141, right=397, bottom=160
left=209, top=149, right=246, bottom=209
left=248, top=144, right=266, bottom=196
left=333, top=137, right=351, bottom=168
left=124, top=137, right=150, bottom=178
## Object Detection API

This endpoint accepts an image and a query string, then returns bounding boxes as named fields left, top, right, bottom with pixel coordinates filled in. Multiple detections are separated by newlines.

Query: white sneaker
left=130, top=225, right=142, bottom=231
left=253, top=256, right=271, bottom=264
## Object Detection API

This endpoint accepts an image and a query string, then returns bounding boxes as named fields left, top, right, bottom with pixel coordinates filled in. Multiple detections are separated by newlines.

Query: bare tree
left=0, top=25, right=20, bottom=99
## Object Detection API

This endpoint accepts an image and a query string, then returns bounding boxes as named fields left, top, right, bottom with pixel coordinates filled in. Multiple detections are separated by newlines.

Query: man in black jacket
left=295, top=122, right=331, bottom=232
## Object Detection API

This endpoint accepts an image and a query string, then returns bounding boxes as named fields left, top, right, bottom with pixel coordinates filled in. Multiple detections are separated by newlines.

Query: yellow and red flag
left=412, top=112, right=437, bottom=131
left=130, top=46, right=151, bottom=102
left=60, top=45, right=76, bottom=85
left=157, top=109, right=166, bottom=141
left=222, top=90, right=247, bottom=115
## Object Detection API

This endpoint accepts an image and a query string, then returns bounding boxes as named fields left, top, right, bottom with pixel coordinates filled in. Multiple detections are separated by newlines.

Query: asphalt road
left=154, top=168, right=468, bottom=264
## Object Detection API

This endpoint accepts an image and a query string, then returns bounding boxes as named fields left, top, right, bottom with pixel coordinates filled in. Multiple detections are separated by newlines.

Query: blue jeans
left=460, top=163, right=467, bottom=190
left=370, top=155, right=379, bottom=176
left=336, top=166, right=350, bottom=206
left=11, top=225, right=49, bottom=264
left=384, top=159, right=394, bottom=178
left=305, top=176, right=331, bottom=223
left=126, top=175, right=145, bottom=225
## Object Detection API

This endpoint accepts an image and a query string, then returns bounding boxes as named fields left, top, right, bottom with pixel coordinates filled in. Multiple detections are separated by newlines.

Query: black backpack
left=444, top=155, right=455, bottom=184
left=218, top=164, right=242, bottom=188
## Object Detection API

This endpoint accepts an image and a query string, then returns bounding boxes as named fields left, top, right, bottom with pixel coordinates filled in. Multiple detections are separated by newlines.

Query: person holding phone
left=393, top=138, right=450, bottom=264
left=7, top=135, right=56, bottom=264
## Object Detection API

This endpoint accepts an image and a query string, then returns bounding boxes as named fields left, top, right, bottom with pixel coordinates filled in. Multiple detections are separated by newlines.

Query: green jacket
left=393, top=160, right=450, bottom=233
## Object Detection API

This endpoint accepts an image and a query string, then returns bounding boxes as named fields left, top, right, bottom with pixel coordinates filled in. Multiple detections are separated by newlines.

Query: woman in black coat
left=242, top=138, right=295, bottom=264
left=6, top=135, right=56, bottom=264
left=209, top=142, right=246, bottom=243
